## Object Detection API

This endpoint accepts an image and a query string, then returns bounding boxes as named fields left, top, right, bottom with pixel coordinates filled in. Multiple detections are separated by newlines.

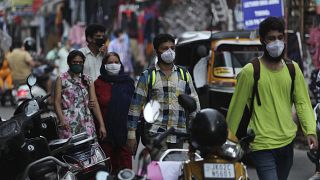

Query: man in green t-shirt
left=226, top=16, right=318, bottom=180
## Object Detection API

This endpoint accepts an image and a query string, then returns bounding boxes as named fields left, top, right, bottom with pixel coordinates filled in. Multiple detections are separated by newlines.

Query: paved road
left=0, top=106, right=316, bottom=180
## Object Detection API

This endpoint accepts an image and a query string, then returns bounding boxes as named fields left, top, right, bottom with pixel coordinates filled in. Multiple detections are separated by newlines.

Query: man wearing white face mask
left=127, top=34, right=200, bottom=160
left=226, top=17, right=317, bottom=180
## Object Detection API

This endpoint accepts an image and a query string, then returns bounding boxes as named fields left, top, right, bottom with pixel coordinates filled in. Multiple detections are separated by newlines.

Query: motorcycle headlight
left=218, top=139, right=244, bottom=160
left=25, top=99, right=39, bottom=117
left=118, top=169, right=135, bottom=180
left=62, top=171, right=77, bottom=180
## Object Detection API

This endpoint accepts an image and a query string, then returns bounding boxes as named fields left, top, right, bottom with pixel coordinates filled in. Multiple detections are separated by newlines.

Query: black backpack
left=236, top=58, right=296, bottom=139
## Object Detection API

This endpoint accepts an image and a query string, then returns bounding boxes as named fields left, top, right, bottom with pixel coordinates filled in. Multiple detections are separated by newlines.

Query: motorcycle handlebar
left=153, top=127, right=175, bottom=147
left=152, top=127, right=189, bottom=148
left=239, top=129, right=255, bottom=152
left=172, top=130, right=189, bottom=138
left=21, top=156, right=70, bottom=180
left=39, top=93, right=51, bottom=103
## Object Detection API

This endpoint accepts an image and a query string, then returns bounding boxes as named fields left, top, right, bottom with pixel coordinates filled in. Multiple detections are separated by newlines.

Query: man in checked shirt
left=127, top=34, right=200, bottom=160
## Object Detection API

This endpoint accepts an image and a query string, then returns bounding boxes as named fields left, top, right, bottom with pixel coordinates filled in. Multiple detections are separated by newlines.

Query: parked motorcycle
left=0, top=74, right=63, bottom=179
left=307, top=103, right=320, bottom=180
left=49, top=132, right=110, bottom=180
left=0, top=74, right=110, bottom=179
left=13, top=74, right=57, bottom=141
left=115, top=94, right=254, bottom=180
left=14, top=62, right=54, bottom=106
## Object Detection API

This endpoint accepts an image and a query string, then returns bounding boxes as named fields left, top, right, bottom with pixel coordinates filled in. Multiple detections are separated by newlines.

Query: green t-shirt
left=226, top=59, right=316, bottom=151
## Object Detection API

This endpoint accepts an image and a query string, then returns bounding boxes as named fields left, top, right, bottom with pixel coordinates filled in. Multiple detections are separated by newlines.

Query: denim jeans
left=250, top=142, right=294, bottom=180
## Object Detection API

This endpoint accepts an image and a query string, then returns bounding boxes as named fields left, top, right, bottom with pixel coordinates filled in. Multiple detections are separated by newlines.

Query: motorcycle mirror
left=178, top=94, right=197, bottom=112
left=27, top=74, right=37, bottom=87
left=27, top=74, right=36, bottom=98
left=25, top=99, right=40, bottom=117
left=143, top=100, right=160, bottom=123
left=196, top=45, right=209, bottom=58
left=96, top=171, right=111, bottom=180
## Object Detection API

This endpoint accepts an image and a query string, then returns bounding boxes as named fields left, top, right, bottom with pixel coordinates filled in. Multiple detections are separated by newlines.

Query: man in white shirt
left=108, top=29, right=133, bottom=75
left=79, top=24, right=106, bottom=80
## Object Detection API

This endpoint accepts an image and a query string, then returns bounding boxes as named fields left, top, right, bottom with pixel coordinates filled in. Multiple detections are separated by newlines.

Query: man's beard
left=263, top=45, right=285, bottom=63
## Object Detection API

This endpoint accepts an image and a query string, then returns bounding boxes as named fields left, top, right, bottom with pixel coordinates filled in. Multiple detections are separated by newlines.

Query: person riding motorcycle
left=7, top=37, right=38, bottom=88
left=0, top=49, right=13, bottom=106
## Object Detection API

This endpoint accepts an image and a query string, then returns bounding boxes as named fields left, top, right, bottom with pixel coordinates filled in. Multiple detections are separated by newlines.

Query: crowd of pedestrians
left=1, top=16, right=319, bottom=179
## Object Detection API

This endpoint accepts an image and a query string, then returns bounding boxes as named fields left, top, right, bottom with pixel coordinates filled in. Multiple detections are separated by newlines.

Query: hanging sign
left=242, top=0, right=284, bottom=30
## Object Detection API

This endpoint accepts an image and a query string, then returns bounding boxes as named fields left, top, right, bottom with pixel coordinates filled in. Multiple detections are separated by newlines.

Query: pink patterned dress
left=58, top=72, right=96, bottom=139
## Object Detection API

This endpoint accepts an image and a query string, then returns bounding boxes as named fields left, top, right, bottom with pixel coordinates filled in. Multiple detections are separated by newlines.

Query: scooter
left=49, top=132, right=110, bottom=180
left=0, top=74, right=110, bottom=179
left=307, top=103, right=320, bottom=180
left=0, top=74, right=67, bottom=179
left=14, top=62, right=53, bottom=107
left=115, top=95, right=254, bottom=180
left=13, top=74, right=58, bottom=142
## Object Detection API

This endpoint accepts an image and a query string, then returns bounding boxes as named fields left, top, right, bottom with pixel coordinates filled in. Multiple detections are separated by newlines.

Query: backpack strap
left=177, top=66, right=191, bottom=94
left=147, top=67, right=156, bottom=102
left=146, top=66, right=192, bottom=101
left=235, top=58, right=260, bottom=139
left=251, top=58, right=261, bottom=107
left=284, top=58, right=296, bottom=102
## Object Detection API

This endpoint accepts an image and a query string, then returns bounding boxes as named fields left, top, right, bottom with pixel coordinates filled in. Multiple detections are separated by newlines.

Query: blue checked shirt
left=128, top=64, right=200, bottom=143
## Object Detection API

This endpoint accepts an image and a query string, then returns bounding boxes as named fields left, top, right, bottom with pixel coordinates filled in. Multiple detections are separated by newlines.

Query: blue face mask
left=70, top=64, right=83, bottom=74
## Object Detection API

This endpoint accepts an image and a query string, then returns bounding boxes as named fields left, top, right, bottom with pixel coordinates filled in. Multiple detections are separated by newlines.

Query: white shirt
left=79, top=46, right=103, bottom=81
left=57, top=47, right=69, bottom=74
left=108, top=39, right=133, bottom=73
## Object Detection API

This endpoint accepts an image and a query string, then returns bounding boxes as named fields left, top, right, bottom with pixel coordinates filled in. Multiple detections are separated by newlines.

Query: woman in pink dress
left=54, top=50, right=106, bottom=139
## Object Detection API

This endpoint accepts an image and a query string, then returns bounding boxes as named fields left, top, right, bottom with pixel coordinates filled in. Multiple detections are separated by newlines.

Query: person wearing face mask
left=226, top=17, right=317, bottom=180
left=54, top=50, right=107, bottom=140
left=94, top=52, right=135, bottom=174
left=127, top=34, right=200, bottom=160
left=79, top=24, right=107, bottom=81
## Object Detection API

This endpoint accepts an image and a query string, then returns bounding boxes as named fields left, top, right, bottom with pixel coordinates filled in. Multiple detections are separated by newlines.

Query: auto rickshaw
left=175, top=30, right=302, bottom=116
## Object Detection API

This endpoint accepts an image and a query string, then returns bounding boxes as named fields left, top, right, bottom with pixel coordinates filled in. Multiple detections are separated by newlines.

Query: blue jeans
left=250, top=142, right=294, bottom=180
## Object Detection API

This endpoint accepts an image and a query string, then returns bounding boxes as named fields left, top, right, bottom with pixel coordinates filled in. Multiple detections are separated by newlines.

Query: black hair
left=153, top=33, right=175, bottom=51
left=102, top=52, right=121, bottom=64
left=67, top=50, right=86, bottom=65
left=259, top=16, right=285, bottom=40
left=67, top=50, right=89, bottom=88
left=102, top=52, right=125, bottom=74
left=85, top=24, right=106, bottom=42
left=114, top=29, right=124, bottom=38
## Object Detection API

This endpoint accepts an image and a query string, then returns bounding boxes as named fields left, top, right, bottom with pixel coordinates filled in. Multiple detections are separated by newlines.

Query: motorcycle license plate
left=203, top=163, right=235, bottom=179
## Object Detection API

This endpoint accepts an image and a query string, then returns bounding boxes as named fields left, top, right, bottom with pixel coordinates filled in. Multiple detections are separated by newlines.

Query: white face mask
left=160, top=48, right=175, bottom=64
left=105, top=63, right=121, bottom=75
left=266, top=40, right=285, bottom=58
